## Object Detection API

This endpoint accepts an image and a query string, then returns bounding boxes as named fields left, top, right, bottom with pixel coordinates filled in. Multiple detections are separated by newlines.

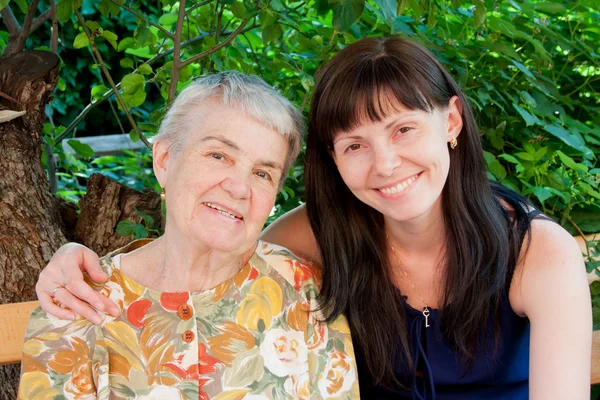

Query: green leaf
left=489, top=159, right=507, bottom=180
left=512, top=104, right=539, bottom=126
left=158, top=13, right=179, bottom=26
left=91, top=84, right=108, bottom=101
left=135, top=25, right=153, bottom=47
left=12, top=0, right=28, bottom=14
left=499, top=154, right=520, bottom=164
left=555, top=150, right=588, bottom=172
left=101, top=30, right=118, bottom=50
left=85, top=20, right=102, bottom=32
left=231, top=1, right=248, bottom=18
left=138, top=64, right=153, bottom=75
left=0, top=0, right=11, bottom=12
left=99, top=0, right=121, bottom=17
left=427, top=4, right=437, bottom=29
left=118, top=37, right=138, bottom=52
left=571, top=211, right=600, bottom=234
left=579, top=182, right=600, bottom=200
left=396, top=0, right=407, bottom=15
left=329, top=0, right=365, bottom=31
left=530, top=187, right=554, bottom=203
left=120, top=58, right=134, bottom=68
left=121, top=73, right=146, bottom=107
left=511, top=60, right=535, bottom=80
left=545, top=125, right=588, bottom=154
left=262, top=23, right=283, bottom=45
left=374, top=0, right=397, bottom=21
left=57, top=0, right=75, bottom=23
left=116, top=220, right=146, bottom=238
left=73, top=33, right=90, bottom=49
left=129, top=129, right=140, bottom=143
left=534, top=2, right=565, bottom=15
left=67, top=139, right=94, bottom=159
left=474, top=0, right=485, bottom=27
left=514, top=152, right=535, bottom=161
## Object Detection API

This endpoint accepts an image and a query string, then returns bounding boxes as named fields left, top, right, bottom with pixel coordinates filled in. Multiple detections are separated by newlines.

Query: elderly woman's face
left=155, top=101, right=289, bottom=253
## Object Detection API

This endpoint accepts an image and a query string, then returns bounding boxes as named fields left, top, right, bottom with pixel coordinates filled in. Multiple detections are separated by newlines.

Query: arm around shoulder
left=511, top=219, right=592, bottom=400
left=261, top=204, right=321, bottom=265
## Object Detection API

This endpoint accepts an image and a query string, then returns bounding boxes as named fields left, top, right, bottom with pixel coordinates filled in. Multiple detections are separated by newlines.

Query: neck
left=385, top=198, right=447, bottom=264
left=121, top=231, right=256, bottom=292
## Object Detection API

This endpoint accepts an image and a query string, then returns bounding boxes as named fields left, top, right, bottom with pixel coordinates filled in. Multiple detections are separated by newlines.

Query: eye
left=255, top=170, right=272, bottom=181
left=209, top=152, right=225, bottom=161
left=346, top=143, right=363, bottom=152
left=396, top=127, right=413, bottom=135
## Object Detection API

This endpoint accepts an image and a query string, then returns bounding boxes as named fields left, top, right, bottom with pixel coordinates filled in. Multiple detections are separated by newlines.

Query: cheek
left=250, top=188, right=277, bottom=222
left=335, top=157, right=370, bottom=190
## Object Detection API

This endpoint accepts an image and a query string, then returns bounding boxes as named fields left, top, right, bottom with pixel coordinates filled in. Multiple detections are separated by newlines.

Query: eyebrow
left=201, top=135, right=284, bottom=172
left=200, top=135, right=240, bottom=150
left=256, top=159, right=284, bottom=172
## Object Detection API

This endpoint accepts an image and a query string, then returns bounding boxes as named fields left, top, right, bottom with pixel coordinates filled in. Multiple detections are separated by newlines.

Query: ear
left=446, top=95, right=464, bottom=141
left=153, top=139, right=171, bottom=188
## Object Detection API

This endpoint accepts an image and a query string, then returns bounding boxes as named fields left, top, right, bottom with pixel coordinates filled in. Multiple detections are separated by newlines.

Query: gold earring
left=449, top=137, right=458, bottom=150
left=160, top=188, right=166, bottom=201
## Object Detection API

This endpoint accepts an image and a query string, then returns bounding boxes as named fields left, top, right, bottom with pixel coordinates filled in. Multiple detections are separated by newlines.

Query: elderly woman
left=18, top=72, right=359, bottom=399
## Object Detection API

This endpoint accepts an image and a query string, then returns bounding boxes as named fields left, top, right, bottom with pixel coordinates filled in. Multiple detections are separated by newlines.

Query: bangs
left=313, top=50, right=447, bottom=146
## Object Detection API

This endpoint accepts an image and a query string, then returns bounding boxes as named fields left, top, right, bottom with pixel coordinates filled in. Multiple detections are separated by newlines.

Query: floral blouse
left=19, top=240, right=359, bottom=399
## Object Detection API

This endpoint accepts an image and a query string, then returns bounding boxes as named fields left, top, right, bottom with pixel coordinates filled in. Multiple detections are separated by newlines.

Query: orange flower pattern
left=18, top=240, right=359, bottom=399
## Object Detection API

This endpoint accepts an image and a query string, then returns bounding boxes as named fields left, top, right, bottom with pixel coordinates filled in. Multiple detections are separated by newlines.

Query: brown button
left=182, top=330, right=195, bottom=343
left=177, top=304, right=193, bottom=320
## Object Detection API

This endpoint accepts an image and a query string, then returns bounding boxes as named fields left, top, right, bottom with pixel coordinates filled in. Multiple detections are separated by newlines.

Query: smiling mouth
left=203, top=202, right=243, bottom=220
left=377, top=173, right=420, bottom=195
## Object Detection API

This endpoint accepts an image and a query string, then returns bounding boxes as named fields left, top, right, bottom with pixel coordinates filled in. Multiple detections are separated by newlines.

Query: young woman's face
left=331, top=97, right=463, bottom=223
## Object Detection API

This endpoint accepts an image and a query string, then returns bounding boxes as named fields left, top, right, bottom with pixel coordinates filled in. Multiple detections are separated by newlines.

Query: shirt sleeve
left=301, top=286, right=360, bottom=398
left=18, top=307, right=108, bottom=399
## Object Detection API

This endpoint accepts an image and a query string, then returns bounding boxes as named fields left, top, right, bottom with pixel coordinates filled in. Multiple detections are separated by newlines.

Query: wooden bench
left=1, top=301, right=599, bottom=384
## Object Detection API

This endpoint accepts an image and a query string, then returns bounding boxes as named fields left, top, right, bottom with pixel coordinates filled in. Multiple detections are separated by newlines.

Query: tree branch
left=1, top=6, right=20, bottom=35
left=49, top=0, right=58, bottom=52
left=74, top=10, right=151, bottom=150
left=181, top=17, right=251, bottom=68
left=30, top=7, right=52, bottom=34
left=108, top=0, right=174, bottom=39
left=186, top=0, right=214, bottom=15
left=168, top=0, right=187, bottom=101
left=53, top=25, right=259, bottom=146
left=16, top=0, right=40, bottom=52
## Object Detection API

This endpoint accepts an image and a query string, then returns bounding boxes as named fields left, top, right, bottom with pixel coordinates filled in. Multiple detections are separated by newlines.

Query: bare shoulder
left=260, top=204, right=321, bottom=264
left=509, top=218, right=587, bottom=316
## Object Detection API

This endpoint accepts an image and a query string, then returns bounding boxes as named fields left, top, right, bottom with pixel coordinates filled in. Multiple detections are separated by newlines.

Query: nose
left=373, top=145, right=402, bottom=177
left=221, top=173, right=251, bottom=199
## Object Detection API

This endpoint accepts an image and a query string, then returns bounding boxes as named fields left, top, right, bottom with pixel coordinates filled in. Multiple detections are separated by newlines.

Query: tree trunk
left=0, top=50, right=65, bottom=399
left=75, top=173, right=162, bottom=255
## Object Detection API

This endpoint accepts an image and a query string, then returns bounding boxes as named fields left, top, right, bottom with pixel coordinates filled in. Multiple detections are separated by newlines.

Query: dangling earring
left=160, top=187, right=166, bottom=201
left=449, top=137, right=458, bottom=150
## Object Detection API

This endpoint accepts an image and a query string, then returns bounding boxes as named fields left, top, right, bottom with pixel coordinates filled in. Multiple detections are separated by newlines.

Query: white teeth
left=379, top=175, right=418, bottom=195
left=204, top=203, right=240, bottom=219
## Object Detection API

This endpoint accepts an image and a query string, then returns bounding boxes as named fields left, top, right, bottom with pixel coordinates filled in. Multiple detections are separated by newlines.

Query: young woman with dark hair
left=35, top=37, right=592, bottom=399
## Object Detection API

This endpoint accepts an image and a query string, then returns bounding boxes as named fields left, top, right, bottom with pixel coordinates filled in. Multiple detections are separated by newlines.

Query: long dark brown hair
left=305, top=37, right=537, bottom=388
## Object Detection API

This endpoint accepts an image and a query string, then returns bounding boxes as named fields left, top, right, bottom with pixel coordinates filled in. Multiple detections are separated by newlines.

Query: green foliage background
left=2, top=0, right=600, bottom=366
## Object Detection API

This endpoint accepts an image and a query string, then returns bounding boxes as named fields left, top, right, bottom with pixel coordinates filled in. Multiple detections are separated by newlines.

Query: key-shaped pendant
left=423, top=306, right=431, bottom=328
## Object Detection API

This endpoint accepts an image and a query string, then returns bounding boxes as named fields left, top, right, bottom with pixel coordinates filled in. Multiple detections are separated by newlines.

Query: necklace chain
left=387, top=235, right=431, bottom=328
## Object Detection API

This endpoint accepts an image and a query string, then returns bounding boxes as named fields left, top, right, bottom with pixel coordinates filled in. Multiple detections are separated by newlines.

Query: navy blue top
left=357, top=294, right=530, bottom=399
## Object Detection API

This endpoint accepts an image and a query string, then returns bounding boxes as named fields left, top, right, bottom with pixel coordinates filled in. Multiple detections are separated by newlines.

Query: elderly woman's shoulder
left=254, top=240, right=323, bottom=292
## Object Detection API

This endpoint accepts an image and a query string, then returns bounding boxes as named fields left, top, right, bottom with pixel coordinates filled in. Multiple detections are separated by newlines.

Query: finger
left=38, top=291, right=75, bottom=321
left=62, top=275, right=120, bottom=317
left=79, top=248, right=108, bottom=283
left=53, top=287, right=104, bottom=325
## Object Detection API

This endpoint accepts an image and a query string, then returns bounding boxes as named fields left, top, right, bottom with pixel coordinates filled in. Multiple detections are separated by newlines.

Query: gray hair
left=155, top=71, right=304, bottom=182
